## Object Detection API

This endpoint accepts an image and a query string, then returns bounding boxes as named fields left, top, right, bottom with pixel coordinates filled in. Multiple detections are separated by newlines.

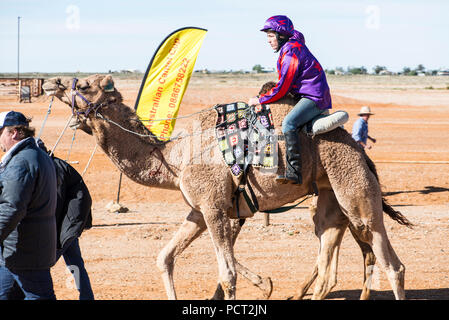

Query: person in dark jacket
left=36, top=138, right=94, bottom=300
left=0, top=111, right=57, bottom=300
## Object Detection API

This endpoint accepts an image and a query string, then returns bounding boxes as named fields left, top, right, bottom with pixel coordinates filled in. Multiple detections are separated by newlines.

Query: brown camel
left=258, top=82, right=382, bottom=300
left=43, top=74, right=412, bottom=300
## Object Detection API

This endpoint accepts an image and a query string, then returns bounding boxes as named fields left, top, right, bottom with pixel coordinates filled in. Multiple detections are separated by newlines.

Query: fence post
left=264, top=212, right=270, bottom=226
left=18, top=79, right=21, bottom=102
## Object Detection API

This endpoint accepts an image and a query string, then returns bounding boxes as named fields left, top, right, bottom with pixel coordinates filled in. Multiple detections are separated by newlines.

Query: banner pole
left=116, top=172, right=123, bottom=203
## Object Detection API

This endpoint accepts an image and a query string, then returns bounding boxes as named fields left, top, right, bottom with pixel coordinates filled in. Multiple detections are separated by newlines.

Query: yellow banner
left=135, top=27, right=207, bottom=141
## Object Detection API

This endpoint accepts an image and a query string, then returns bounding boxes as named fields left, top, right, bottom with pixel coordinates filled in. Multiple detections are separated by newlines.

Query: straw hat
left=358, top=106, right=374, bottom=116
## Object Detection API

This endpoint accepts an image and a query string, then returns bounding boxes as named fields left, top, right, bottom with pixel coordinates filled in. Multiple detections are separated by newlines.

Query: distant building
left=379, top=70, right=393, bottom=75
left=0, top=78, right=44, bottom=102
left=437, top=70, right=449, bottom=76
left=261, top=67, right=275, bottom=73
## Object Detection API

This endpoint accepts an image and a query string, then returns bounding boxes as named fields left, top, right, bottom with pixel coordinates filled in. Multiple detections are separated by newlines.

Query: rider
left=248, top=15, right=332, bottom=184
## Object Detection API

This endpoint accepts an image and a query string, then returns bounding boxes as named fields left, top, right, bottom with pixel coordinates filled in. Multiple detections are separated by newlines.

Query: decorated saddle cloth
left=215, top=102, right=278, bottom=177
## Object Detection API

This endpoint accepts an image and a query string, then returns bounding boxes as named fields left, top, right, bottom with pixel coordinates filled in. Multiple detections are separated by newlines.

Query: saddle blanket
left=214, top=102, right=278, bottom=177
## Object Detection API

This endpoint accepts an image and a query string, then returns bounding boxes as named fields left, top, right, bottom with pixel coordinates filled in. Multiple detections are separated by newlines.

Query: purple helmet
left=260, top=15, right=294, bottom=37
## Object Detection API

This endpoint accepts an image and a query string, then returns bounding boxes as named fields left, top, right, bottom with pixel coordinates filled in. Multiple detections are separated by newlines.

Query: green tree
left=373, top=65, right=386, bottom=74
left=347, top=66, right=367, bottom=75
left=416, top=64, right=425, bottom=72
left=402, top=67, right=411, bottom=75
left=252, top=64, right=263, bottom=73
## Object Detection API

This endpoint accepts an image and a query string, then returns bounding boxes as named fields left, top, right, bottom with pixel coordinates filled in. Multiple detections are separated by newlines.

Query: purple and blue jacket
left=259, top=37, right=332, bottom=110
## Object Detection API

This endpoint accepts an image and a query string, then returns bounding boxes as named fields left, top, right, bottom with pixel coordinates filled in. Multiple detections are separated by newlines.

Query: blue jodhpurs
left=281, top=97, right=324, bottom=133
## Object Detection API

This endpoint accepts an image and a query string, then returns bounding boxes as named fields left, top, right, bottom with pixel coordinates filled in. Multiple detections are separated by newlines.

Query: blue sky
left=1, top=0, right=448, bottom=73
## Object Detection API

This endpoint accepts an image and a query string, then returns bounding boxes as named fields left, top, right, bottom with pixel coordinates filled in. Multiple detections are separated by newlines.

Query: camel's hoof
left=209, top=284, right=225, bottom=300
left=360, top=289, right=371, bottom=300
left=258, top=277, right=273, bottom=299
left=286, top=286, right=309, bottom=300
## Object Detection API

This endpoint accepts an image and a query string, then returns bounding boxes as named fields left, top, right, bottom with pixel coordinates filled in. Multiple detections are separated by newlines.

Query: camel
left=43, top=74, right=412, bottom=300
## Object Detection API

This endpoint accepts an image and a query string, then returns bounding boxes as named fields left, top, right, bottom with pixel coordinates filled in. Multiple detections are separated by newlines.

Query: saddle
left=215, top=102, right=278, bottom=177
left=214, top=102, right=348, bottom=218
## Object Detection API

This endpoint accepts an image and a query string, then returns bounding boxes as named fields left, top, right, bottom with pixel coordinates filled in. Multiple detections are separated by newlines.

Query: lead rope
left=81, top=144, right=98, bottom=177
left=65, top=127, right=77, bottom=162
left=37, top=96, right=54, bottom=139
left=49, top=114, right=74, bottom=157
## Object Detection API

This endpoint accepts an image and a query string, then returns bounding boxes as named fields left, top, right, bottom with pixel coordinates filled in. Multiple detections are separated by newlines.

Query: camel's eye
left=56, top=79, right=66, bottom=90
left=79, top=82, right=90, bottom=91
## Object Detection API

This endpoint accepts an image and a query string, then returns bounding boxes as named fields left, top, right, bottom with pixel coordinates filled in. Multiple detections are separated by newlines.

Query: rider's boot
left=276, top=130, right=302, bottom=185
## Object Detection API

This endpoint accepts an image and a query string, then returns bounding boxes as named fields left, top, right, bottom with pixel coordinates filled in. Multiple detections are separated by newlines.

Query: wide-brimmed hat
left=358, top=106, right=374, bottom=116
left=0, top=111, right=29, bottom=129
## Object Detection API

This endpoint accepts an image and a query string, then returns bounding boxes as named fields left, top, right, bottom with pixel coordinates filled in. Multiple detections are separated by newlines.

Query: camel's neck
left=89, top=102, right=183, bottom=190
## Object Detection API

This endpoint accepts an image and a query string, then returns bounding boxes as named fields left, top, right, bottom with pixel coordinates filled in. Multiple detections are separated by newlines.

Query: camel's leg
left=333, top=185, right=406, bottom=300
left=348, top=223, right=376, bottom=300
left=293, top=193, right=377, bottom=300
left=370, top=223, right=405, bottom=300
left=293, top=224, right=376, bottom=300
left=310, top=189, right=349, bottom=300
left=213, top=263, right=273, bottom=300
left=212, top=219, right=273, bottom=300
left=156, top=209, right=207, bottom=300
left=291, top=196, right=319, bottom=299
left=156, top=209, right=270, bottom=300
left=292, top=263, right=318, bottom=300
left=350, top=221, right=405, bottom=300
left=231, top=220, right=272, bottom=299
left=202, top=208, right=237, bottom=300
left=291, top=197, right=339, bottom=300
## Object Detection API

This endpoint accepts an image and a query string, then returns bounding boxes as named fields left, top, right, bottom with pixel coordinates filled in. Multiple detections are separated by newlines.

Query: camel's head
left=43, top=74, right=118, bottom=112
left=259, top=81, right=277, bottom=96
left=43, top=74, right=120, bottom=135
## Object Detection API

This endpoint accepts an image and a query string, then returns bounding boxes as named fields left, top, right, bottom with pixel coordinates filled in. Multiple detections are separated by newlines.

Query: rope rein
left=50, top=79, right=276, bottom=179
left=95, top=104, right=260, bottom=142
left=49, top=114, right=74, bottom=157
left=37, top=96, right=54, bottom=139
left=48, top=79, right=311, bottom=216
left=137, top=105, right=218, bottom=122
left=68, top=78, right=263, bottom=143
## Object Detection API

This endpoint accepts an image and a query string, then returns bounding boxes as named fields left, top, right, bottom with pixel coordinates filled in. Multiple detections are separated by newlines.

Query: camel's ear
left=100, top=75, right=115, bottom=92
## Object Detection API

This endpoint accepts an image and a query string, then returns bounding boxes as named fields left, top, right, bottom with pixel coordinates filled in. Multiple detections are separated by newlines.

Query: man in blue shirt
left=352, top=106, right=377, bottom=149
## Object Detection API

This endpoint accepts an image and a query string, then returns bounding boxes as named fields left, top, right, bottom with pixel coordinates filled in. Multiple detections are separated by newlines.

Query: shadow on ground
left=322, top=288, right=449, bottom=300
left=383, top=186, right=449, bottom=197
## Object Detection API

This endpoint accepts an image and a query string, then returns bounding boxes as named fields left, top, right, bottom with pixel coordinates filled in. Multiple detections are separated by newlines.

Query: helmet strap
left=275, top=33, right=289, bottom=52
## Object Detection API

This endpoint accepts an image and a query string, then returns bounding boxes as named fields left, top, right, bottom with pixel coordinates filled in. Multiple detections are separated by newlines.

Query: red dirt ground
left=1, top=74, right=448, bottom=300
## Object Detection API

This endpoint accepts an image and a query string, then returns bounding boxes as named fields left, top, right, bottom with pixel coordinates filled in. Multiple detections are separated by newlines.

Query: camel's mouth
left=42, top=83, right=58, bottom=96
left=43, top=89, right=56, bottom=96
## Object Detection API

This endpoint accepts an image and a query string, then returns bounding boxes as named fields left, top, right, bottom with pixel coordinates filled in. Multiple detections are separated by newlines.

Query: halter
left=70, top=78, right=106, bottom=119
left=68, top=78, right=165, bottom=177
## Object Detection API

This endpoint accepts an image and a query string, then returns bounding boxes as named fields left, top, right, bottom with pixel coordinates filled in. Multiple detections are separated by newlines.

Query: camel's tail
left=363, top=153, right=415, bottom=229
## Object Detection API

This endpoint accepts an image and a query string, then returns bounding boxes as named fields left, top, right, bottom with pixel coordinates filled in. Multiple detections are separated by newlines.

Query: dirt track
left=1, top=74, right=448, bottom=300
